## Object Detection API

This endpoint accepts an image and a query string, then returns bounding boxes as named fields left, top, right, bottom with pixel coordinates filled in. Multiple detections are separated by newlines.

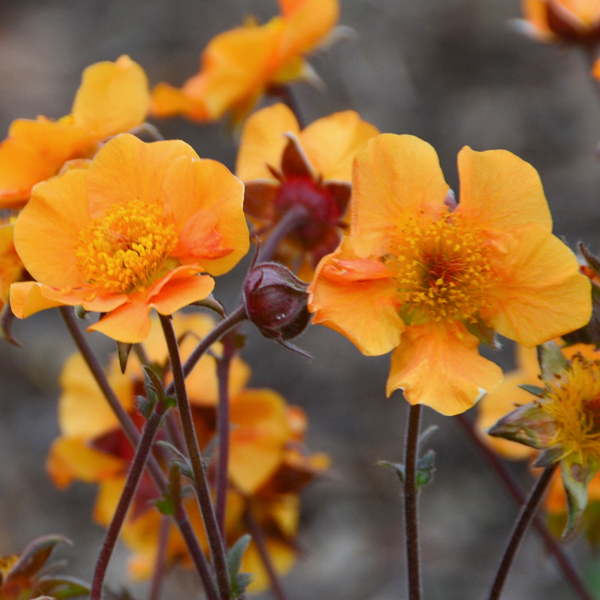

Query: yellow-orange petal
left=88, top=296, right=153, bottom=343
left=0, top=118, right=97, bottom=208
left=94, top=477, right=126, bottom=526
left=229, top=389, right=291, bottom=494
left=387, top=321, right=503, bottom=415
left=14, top=168, right=90, bottom=287
left=151, top=272, right=215, bottom=316
left=308, top=238, right=404, bottom=356
left=483, top=226, right=592, bottom=347
left=558, top=0, right=600, bottom=25
left=86, top=134, right=198, bottom=218
left=161, top=155, right=249, bottom=275
left=151, top=80, right=209, bottom=120
left=523, top=0, right=553, bottom=34
left=457, top=146, right=552, bottom=237
left=59, top=352, right=134, bottom=438
left=299, top=111, right=379, bottom=183
left=236, top=103, right=300, bottom=182
left=10, top=282, right=65, bottom=318
left=71, top=55, right=150, bottom=140
left=47, top=437, right=124, bottom=489
left=243, top=540, right=296, bottom=594
left=351, top=134, right=449, bottom=258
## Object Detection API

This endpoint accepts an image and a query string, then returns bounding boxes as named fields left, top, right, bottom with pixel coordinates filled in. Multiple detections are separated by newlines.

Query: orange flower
left=48, top=313, right=328, bottom=589
left=0, top=221, right=24, bottom=316
left=236, top=103, right=378, bottom=276
left=518, top=0, right=600, bottom=45
left=151, top=0, right=339, bottom=125
left=308, top=134, right=591, bottom=415
left=0, top=56, right=150, bottom=209
left=10, top=133, right=248, bottom=342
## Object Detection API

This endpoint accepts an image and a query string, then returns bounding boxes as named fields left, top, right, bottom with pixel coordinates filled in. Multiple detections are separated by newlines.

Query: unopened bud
left=243, top=261, right=310, bottom=342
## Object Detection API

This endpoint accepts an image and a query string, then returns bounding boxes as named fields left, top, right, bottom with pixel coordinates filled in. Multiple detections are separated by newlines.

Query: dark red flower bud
left=243, top=261, right=310, bottom=342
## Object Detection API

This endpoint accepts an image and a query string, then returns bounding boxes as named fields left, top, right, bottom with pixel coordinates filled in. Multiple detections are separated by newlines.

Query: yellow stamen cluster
left=75, top=199, right=177, bottom=294
left=544, top=355, right=600, bottom=464
left=385, top=213, right=494, bottom=324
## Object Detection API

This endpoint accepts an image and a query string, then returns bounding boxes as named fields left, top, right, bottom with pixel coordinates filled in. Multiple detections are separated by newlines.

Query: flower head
left=151, top=0, right=339, bottom=125
left=309, top=134, right=591, bottom=415
left=237, top=103, right=378, bottom=276
left=0, top=56, right=150, bottom=209
left=10, top=133, right=249, bottom=342
left=517, top=0, right=600, bottom=45
left=489, top=341, right=600, bottom=535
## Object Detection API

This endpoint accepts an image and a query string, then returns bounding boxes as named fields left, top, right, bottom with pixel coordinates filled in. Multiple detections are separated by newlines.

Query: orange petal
left=9, top=282, right=66, bottom=318
left=557, top=0, right=600, bottom=26
left=236, top=103, right=300, bottom=181
left=229, top=389, right=291, bottom=494
left=86, top=134, right=197, bottom=218
left=59, top=352, right=135, bottom=438
left=387, top=321, right=503, bottom=415
left=87, top=297, right=153, bottom=343
left=308, top=238, right=404, bottom=356
left=151, top=273, right=215, bottom=316
left=94, top=477, right=126, bottom=526
left=71, top=55, right=150, bottom=139
left=161, top=155, right=249, bottom=276
left=351, top=134, right=449, bottom=258
left=150, top=81, right=210, bottom=121
left=47, top=437, right=124, bottom=489
left=522, top=0, right=552, bottom=34
left=243, top=540, right=296, bottom=594
left=13, top=168, right=90, bottom=287
left=0, top=118, right=97, bottom=208
left=457, top=146, right=552, bottom=236
left=483, top=227, right=592, bottom=347
left=299, top=111, right=379, bottom=182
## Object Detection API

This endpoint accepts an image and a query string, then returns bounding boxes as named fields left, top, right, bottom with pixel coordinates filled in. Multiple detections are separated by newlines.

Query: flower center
left=75, top=199, right=178, bottom=294
left=385, top=213, right=495, bottom=325
left=545, top=355, right=600, bottom=462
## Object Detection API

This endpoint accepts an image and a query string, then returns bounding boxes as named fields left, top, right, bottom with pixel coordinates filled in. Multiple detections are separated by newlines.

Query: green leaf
left=233, top=572, right=253, bottom=598
left=227, top=535, right=252, bottom=599
left=155, top=497, right=176, bottom=517
left=561, top=457, right=596, bottom=539
left=117, top=342, right=133, bottom=374
left=416, top=449, right=436, bottom=488
left=538, top=341, right=568, bottom=381
left=377, top=460, right=405, bottom=483
left=135, top=394, right=154, bottom=420
left=37, top=576, right=90, bottom=599
left=418, top=425, right=438, bottom=446
left=518, top=384, right=544, bottom=397
left=155, top=441, right=194, bottom=480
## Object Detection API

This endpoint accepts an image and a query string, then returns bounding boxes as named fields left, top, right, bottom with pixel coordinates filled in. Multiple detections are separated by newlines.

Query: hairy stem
left=404, top=404, right=422, bottom=600
left=487, top=465, right=558, bottom=600
left=149, top=516, right=170, bottom=600
left=160, top=314, right=232, bottom=600
left=456, top=414, right=596, bottom=600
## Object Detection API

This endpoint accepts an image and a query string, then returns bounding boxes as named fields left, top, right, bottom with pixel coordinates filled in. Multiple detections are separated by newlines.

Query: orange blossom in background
left=309, top=134, right=591, bottom=415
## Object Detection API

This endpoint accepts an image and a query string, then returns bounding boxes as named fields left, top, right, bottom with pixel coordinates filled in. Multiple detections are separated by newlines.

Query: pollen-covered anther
left=75, top=199, right=177, bottom=294
left=385, top=214, right=495, bottom=324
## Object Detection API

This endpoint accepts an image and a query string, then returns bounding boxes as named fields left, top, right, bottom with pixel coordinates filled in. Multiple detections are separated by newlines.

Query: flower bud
left=243, top=261, right=310, bottom=341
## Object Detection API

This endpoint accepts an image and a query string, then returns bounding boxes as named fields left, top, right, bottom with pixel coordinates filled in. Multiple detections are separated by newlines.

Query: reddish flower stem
left=257, top=204, right=309, bottom=264
left=60, top=307, right=217, bottom=600
left=487, top=465, right=558, bottom=600
left=404, top=404, right=422, bottom=600
left=244, top=508, right=290, bottom=600
left=90, top=401, right=169, bottom=600
left=149, top=516, right=170, bottom=600
left=215, top=333, right=235, bottom=537
left=160, top=315, right=232, bottom=600
left=456, top=414, right=596, bottom=600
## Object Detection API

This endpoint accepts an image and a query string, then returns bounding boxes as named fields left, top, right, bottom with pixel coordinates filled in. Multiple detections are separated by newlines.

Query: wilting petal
left=387, top=321, right=503, bottom=415
left=351, top=135, right=449, bottom=258
left=71, top=55, right=150, bottom=139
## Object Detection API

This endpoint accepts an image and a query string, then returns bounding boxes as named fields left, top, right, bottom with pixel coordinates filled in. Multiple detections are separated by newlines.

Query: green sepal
left=155, top=441, right=194, bottom=479
left=538, top=341, right=568, bottom=381
left=518, top=384, right=545, bottom=397
left=416, top=449, right=435, bottom=488
left=135, top=395, right=154, bottom=420
left=377, top=460, right=405, bottom=484
left=37, top=576, right=90, bottom=599
left=117, top=342, right=133, bottom=374
left=464, top=316, right=499, bottom=349
left=227, top=534, right=252, bottom=599
left=561, top=456, right=597, bottom=539
left=533, top=446, right=563, bottom=468
left=487, top=401, right=556, bottom=450
left=74, top=306, right=88, bottom=319
left=155, top=464, right=183, bottom=517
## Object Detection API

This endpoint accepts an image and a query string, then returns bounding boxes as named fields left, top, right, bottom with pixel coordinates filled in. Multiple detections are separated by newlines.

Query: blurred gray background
left=1, top=0, right=600, bottom=599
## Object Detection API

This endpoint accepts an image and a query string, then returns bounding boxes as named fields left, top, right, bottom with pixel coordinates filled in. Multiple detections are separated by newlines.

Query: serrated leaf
left=143, top=366, right=165, bottom=401
left=416, top=449, right=436, bottom=488
left=538, top=341, right=568, bottom=381
left=232, top=572, right=253, bottom=599
left=135, top=394, right=154, bottom=419
left=227, top=534, right=251, bottom=578
left=518, top=384, right=545, bottom=397
left=117, top=342, right=133, bottom=374
left=377, top=460, right=405, bottom=483
left=156, top=441, right=194, bottom=480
